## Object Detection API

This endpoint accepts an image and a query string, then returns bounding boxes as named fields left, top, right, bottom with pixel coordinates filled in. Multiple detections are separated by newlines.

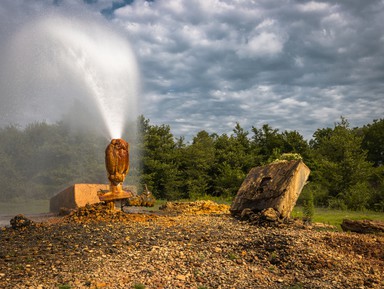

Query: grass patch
left=139, top=199, right=168, bottom=212
left=0, top=199, right=49, bottom=215
left=292, top=206, right=384, bottom=230
left=190, top=194, right=233, bottom=205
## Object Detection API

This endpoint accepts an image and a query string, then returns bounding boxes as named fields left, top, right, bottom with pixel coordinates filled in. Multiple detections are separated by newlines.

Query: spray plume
left=0, top=13, right=140, bottom=140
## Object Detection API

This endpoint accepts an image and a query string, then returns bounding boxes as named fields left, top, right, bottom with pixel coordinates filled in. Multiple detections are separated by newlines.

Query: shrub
left=328, top=198, right=347, bottom=210
left=303, top=191, right=315, bottom=223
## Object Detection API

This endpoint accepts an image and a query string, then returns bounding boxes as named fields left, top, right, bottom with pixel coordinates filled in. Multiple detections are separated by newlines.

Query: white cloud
left=0, top=0, right=383, bottom=141
left=237, top=32, right=285, bottom=58
left=298, top=1, right=330, bottom=12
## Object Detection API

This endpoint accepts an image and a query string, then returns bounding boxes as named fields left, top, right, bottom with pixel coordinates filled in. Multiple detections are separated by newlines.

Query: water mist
left=0, top=11, right=141, bottom=218
left=1, top=14, right=140, bottom=140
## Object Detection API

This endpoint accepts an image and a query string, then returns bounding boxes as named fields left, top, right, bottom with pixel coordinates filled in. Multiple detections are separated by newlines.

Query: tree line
left=0, top=116, right=383, bottom=211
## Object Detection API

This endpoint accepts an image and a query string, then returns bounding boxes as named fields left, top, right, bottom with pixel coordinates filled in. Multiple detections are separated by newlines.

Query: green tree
left=139, top=117, right=181, bottom=200
left=180, top=130, right=215, bottom=199
left=281, top=130, right=309, bottom=157
left=251, top=124, right=285, bottom=164
left=359, top=119, right=384, bottom=210
left=361, top=119, right=384, bottom=167
left=310, top=117, right=373, bottom=210
left=211, top=123, right=253, bottom=198
left=0, top=121, right=108, bottom=200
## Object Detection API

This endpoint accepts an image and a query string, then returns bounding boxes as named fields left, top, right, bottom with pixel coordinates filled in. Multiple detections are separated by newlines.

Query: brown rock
left=230, top=160, right=310, bottom=219
left=261, top=208, right=280, bottom=222
left=341, top=219, right=384, bottom=234
left=240, top=208, right=254, bottom=220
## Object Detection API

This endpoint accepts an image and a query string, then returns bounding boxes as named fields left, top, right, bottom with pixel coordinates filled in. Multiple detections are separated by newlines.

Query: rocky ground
left=0, top=201, right=383, bottom=289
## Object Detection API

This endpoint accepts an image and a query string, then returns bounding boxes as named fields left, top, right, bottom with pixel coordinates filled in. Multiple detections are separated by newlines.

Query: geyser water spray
left=2, top=14, right=140, bottom=140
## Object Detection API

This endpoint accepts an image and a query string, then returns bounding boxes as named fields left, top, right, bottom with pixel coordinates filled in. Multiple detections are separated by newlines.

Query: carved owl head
left=111, top=138, right=128, bottom=150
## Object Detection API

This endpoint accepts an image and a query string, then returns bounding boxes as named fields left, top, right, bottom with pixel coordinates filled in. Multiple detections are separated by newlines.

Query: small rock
left=261, top=208, right=280, bottom=222
left=240, top=208, right=254, bottom=220
left=176, top=274, right=186, bottom=281
left=10, top=214, right=35, bottom=229
left=214, top=247, right=222, bottom=253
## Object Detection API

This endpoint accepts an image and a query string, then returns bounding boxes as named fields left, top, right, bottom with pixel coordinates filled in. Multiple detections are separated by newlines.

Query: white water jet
left=1, top=14, right=140, bottom=139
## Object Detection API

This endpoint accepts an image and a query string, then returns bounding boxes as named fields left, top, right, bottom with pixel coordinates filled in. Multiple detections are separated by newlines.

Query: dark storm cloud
left=113, top=0, right=384, bottom=140
left=1, top=0, right=383, bottom=140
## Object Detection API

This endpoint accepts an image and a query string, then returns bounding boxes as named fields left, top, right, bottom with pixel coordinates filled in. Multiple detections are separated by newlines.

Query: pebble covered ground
left=0, top=201, right=383, bottom=289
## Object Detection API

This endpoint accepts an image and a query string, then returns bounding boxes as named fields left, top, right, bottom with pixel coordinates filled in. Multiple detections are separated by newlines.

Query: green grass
left=139, top=199, right=168, bottom=212
left=0, top=199, right=50, bottom=215
left=292, top=206, right=384, bottom=229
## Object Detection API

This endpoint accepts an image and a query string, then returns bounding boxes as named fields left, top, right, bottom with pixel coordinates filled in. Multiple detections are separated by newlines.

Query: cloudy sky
left=0, top=0, right=383, bottom=141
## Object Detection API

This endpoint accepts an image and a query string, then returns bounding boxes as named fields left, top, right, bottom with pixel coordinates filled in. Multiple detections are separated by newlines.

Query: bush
left=373, top=201, right=384, bottom=212
left=342, top=182, right=371, bottom=211
left=299, top=183, right=328, bottom=207
left=328, top=198, right=347, bottom=210
left=303, top=191, right=315, bottom=223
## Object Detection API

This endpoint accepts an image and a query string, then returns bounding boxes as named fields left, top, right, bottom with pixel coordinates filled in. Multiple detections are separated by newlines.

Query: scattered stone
left=123, top=190, right=156, bottom=208
left=176, top=274, right=186, bottom=281
left=260, top=207, right=280, bottom=222
left=238, top=207, right=283, bottom=227
left=159, top=200, right=230, bottom=215
left=62, top=202, right=158, bottom=224
left=10, top=214, right=35, bottom=229
left=1, top=206, right=383, bottom=289
left=59, top=207, right=75, bottom=216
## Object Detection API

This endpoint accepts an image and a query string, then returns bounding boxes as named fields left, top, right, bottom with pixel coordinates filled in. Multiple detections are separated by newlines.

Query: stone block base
left=50, top=184, right=137, bottom=213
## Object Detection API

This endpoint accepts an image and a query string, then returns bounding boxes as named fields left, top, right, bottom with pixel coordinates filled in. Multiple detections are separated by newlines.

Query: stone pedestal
left=98, top=189, right=134, bottom=211
left=49, top=183, right=137, bottom=213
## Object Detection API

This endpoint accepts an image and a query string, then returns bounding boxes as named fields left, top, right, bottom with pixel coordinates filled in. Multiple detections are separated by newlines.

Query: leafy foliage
left=309, top=117, right=375, bottom=210
left=0, top=116, right=382, bottom=211
left=303, top=191, right=315, bottom=223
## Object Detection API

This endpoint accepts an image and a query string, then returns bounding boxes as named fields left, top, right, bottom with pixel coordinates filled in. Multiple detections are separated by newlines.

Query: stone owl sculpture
left=105, top=138, right=129, bottom=193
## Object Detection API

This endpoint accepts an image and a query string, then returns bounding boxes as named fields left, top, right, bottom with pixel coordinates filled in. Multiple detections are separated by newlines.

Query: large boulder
left=230, top=160, right=310, bottom=219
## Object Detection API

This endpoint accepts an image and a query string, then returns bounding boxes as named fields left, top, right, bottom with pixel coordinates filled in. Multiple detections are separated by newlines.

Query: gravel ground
left=0, top=202, right=383, bottom=289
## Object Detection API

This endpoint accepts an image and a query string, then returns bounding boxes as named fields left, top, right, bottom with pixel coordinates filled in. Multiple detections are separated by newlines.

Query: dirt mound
left=159, top=200, right=230, bottom=215
left=62, top=202, right=158, bottom=224
left=9, top=214, right=36, bottom=229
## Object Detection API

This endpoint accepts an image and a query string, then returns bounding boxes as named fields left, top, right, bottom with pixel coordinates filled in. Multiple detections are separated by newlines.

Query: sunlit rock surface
left=230, top=160, right=310, bottom=219
left=49, top=184, right=137, bottom=213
